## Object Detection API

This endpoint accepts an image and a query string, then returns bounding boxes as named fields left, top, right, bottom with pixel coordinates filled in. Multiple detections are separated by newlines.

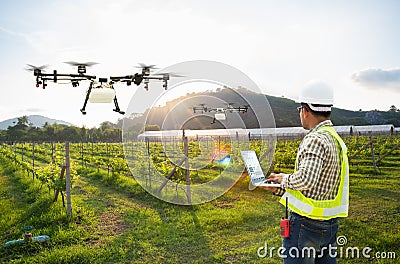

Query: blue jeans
left=282, top=212, right=338, bottom=264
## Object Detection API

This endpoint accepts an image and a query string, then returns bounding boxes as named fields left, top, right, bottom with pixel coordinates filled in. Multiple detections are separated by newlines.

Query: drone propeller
left=64, top=61, right=98, bottom=74
left=135, top=63, right=158, bottom=70
left=135, top=63, right=158, bottom=77
left=153, top=72, right=185, bottom=78
left=64, top=61, right=98, bottom=67
left=25, top=64, right=49, bottom=72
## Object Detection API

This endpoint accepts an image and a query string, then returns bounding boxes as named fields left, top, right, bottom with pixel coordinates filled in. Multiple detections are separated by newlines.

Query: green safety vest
left=279, top=126, right=349, bottom=220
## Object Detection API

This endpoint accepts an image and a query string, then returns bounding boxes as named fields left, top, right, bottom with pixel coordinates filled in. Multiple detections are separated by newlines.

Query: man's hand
left=267, top=173, right=285, bottom=184
left=259, top=173, right=286, bottom=193
left=258, top=186, right=278, bottom=193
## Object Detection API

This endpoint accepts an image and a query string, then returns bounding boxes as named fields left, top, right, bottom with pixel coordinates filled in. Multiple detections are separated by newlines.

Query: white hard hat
left=297, top=80, right=334, bottom=106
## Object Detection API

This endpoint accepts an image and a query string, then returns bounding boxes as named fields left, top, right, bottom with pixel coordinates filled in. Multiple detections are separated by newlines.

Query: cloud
left=23, top=108, right=45, bottom=113
left=351, top=68, right=400, bottom=91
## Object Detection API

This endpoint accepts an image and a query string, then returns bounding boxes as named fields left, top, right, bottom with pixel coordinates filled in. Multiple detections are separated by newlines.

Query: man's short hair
left=301, top=103, right=331, bottom=118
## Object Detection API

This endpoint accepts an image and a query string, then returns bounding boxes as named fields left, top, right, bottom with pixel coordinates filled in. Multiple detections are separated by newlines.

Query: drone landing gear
left=80, top=81, right=94, bottom=115
left=113, top=96, right=125, bottom=115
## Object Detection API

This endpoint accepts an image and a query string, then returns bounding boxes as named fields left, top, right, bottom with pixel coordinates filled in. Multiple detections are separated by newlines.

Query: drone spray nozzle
left=163, top=79, right=168, bottom=90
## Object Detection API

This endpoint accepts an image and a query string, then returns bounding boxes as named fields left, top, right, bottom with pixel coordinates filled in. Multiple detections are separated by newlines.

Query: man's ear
left=302, top=107, right=310, bottom=118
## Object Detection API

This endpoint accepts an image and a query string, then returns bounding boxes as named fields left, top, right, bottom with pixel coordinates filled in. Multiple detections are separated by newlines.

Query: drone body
left=192, top=103, right=249, bottom=114
left=27, top=62, right=180, bottom=115
left=192, top=103, right=249, bottom=124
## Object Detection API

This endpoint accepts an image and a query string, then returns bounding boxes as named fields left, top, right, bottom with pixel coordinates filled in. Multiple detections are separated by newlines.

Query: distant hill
left=0, top=115, right=74, bottom=130
left=266, top=95, right=400, bottom=127
left=121, top=87, right=400, bottom=130
left=2, top=89, right=399, bottom=132
left=267, top=95, right=400, bottom=127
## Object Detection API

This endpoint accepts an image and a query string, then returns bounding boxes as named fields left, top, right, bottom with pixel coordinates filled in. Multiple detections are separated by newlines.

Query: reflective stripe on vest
left=279, top=126, right=349, bottom=220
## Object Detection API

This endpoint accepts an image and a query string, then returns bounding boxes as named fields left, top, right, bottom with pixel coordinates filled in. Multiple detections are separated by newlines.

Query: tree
left=44, top=124, right=56, bottom=141
left=99, top=121, right=117, bottom=131
left=15, top=116, right=29, bottom=129
left=389, top=105, right=397, bottom=112
left=62, top=126, right=80, bottom=141
left=80, top=126, right=88, bottom=141
left=5, top=116, right=30, bottom=141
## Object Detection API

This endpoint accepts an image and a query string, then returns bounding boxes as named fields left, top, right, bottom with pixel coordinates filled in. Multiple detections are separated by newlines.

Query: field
left=0, top=135, right=399, bottom=263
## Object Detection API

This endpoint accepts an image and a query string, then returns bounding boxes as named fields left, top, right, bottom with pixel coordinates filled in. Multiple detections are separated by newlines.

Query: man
left=264, top=80, right=349, bottom=264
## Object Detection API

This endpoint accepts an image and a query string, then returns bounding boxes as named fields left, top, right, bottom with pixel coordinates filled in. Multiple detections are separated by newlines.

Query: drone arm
left=53, top=70, right=57, bottom=82
left=110, top=75, right=133, bottom=81
left=145, top=76, right=164, bottom=81
left=62, top=73, right=96, bottom=80
left=38, top=73, right=96, bottom=81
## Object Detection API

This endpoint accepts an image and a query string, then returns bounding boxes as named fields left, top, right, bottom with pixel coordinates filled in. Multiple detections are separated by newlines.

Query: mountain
left=121, top=88, right=400, bottom=130
left=0, top=115, right=74, bottom=130
left=3, top=89, right=399, bottom=132
left=266, top=95, right=400, bottom=127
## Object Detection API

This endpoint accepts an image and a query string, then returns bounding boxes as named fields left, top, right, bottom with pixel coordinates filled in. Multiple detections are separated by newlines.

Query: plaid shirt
left=275, top=120, right=341, bottom=200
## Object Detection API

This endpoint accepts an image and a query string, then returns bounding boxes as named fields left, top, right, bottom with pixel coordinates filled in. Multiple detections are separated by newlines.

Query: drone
left=110, top=63, right=183, bottom=91
left=193, top=103, right=249, bottom=114
left=26, top=62, right=181, bottom=115
left=192, top=103, right=249, bottom=124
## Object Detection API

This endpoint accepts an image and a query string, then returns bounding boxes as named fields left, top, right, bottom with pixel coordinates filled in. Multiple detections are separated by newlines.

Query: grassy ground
left=1, top=156, right=399, bottom=263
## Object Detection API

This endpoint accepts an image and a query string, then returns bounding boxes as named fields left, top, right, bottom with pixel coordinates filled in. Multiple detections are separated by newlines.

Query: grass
left=1, top=149, right=399, bottom=263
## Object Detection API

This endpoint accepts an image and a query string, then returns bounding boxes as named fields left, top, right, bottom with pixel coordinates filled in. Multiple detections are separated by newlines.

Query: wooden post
left=157, top=156, right=186, bottom=193
left=131, top=139, right=135, bottom=161
left=32, top=142, right=35, bottom=180
left=51, top=142, right=55, bottom=164
left=21, top=143, right=24, bottom=162
left=13, top=143, right=16, bottom=165
left=377, top=142, right=400, bottom=163
left=54, top=165, right=66, bottom=202
left=146, top=138, right=151, bottom=187
left=91, top=141, right=94, bottom=161
left=348, top=142, right=370, bottom=161
left=106, top=143, right=110, bottom=176
left=218, top=136, right=221, bottom=154
left=81, top=142, right=84, bottom=167
left=369, top=136, right=377, bottom=175
left=65, top=142, right=72, bottom=222
left=184, top=136, right=191, bottom=204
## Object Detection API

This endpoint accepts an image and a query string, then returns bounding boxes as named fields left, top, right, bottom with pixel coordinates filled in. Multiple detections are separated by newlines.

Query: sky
left=0, top=0, right=399, bottom=128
